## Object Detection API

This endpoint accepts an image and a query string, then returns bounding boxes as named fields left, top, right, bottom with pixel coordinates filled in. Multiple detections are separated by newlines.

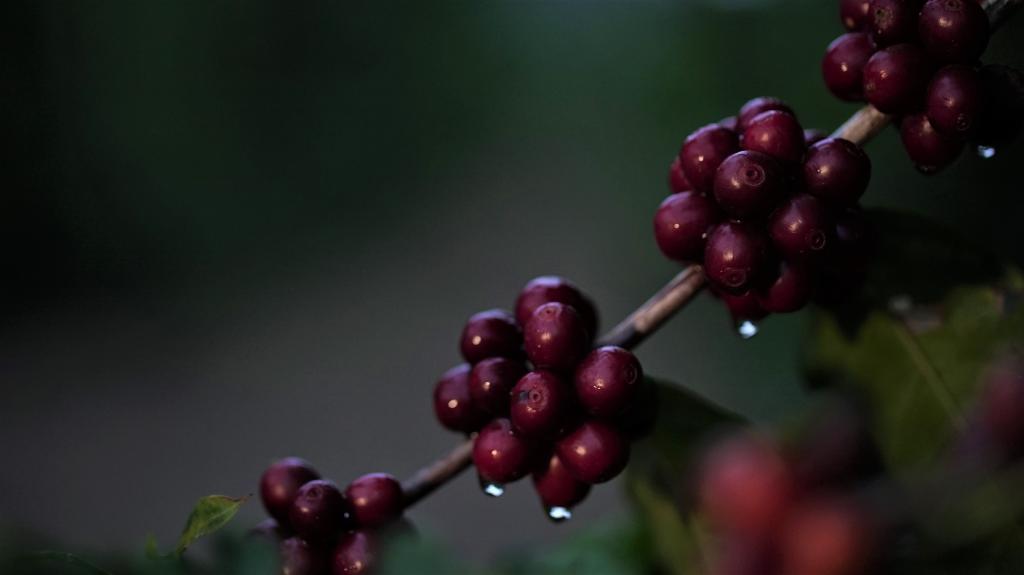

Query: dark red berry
left=680, top=124, right=740, bottom=192
left=668, top=156, right=692, bottom=193
left=899, top=112, right=965, bottom=173
left=756, top=261, right=815, bottom=314
left=804, top=129, right=828, bottom=147
left=281, top=536, right=328, bottom=575
left=863, top=44, right=933, bottom=114
left=720, top=115, right=739, bottom=132
left=704, top=221, right=770, bottom=294
left=523, top=302, right=589, bottom=372
left=974, top=65, right=1024, bottom=148
left=345, top=473, right=404, bottom=529
left=713, top=151, right=786, bottom=219
left=532, top=453, right=591, bottom=513
left=473, top=418, right=536, bottom=484
left=260, top=458, right=321, bottom=526
left=653, top=191, right=721, bottom=263
left=927, top=65, right=983, bottom=136
left=510, top=370, right=570, bottom=439
left=868, top=0, right=921, bottom=47
left=469, top=357, right=526, bottom=416
left=737, top=97, right=796, bottom=132
left=433, top=364, right=488, bottom=433
left=841, top=0, right=872, bottom=30
left=515, top=276, right=598, bottom=341
left=556, top=420, right=630, bottom=484
left=290, top=480, right=348, bottom=543
left=331, top=530, right=376, bottom=575
left=979, top=357, right=1024, bottom=459
left=919, top=0, right=989, bottom=64
left=574, top=346, right=643, bottom=418
left=822, top=33, right=875, bottom=102
left=742, top=110, right=806, bottom=164
left=717, top=288, right=769, bottom=327
left=803, top=138, right=872, bottom=206
left=459, top=309, right=521, bottom=364
left=769, top=194, right=832, bottom=261
left=780, top=498, right=876, bottom=575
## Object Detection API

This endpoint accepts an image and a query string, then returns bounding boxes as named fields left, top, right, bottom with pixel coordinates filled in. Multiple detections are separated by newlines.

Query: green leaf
left=20, top=551, right=114, bottom=575
left=172, top=495, right=249, bottom=556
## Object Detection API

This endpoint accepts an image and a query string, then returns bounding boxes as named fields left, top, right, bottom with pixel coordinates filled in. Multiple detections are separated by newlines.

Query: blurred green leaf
left=172, top=495, right=248, bottom=556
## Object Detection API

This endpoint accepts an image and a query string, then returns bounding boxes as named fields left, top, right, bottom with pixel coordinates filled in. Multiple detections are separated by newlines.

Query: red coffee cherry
left=653, top=191, right=721, bottom=263
left=803, top=138, right=872, bottom=206
left=469, top=357, right=527, bottom=416
left=574, top=346, right=643, bottom=418
left=473, top=418, right=536, bottom=485
left=459, top=309, right=522, bottom=364
left=704, top=221, right=770, bottom=294
left=532, top=453, right=592, bottom=518
left=919, top=0, right=989, bottom=65
left=899, top=112, right=965, bottom=174
left=433, top=364, right=488, bottom=433
left=742, top=110, right=806, bottom=164
left=523, top=302, right=589, bottom=372
left=822, top=33, right=876, bottom=102
left=680, top=123, right=740, bottom=192
left=514, top=276, right=598, bottom=342
left=863, top=43, right=933, bottom=114
left=926, top=64, right=983, bottom=136
left=260, top=457, right=321, bottom=527
left=344, top=473, right=404, bottom=529
left=510, top=370, right=570, bottom=439
left=556, top=420, right=631, bottom=484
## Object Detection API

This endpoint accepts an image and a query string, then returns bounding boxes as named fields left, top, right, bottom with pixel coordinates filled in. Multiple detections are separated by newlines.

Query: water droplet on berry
left=977, top=145, right=996, bottom=159
left=737, top=320, right=759, bottom=339
left=546, top=506, right=573, bottom=522
left=479, top=476, right=505, bottom=497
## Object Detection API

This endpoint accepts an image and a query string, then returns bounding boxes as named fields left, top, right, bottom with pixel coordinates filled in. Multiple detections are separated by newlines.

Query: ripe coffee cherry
left=523, top=302, right=589, bottom=372
left=737, top=97, right=796, bottom=132
left=769, top=194, right=832, bottom=261
left=756, top=261, right=815, bottom=314
left=926, top=65, right=982, bottom=136
left=704, top=221, right=770, bottom=294
left=515, top=276, right=598, bottom=341
left=459, top=309, right=521, bottom=364
left=332, top=530, right=376, bottom=575
left=803, top=129, right=828, bottom=147
left=261, top=457, right=321, bottom=526
left=803, top=138, right=872, bottom=206
left=697, top=433, right=795, bottom=539
left=713, top=151, right=786, bottom=219
left=653, top=191, right=721, bottom=262
left=822, top=33, right=875, bottom=102
left=863, top=44, right=932, bottom=114
left=919, top=0, right=989, bottom=64
left=780, top=498, right=875, bottom=575
left=281, top=537, right=328, bottom=575
left=473, top=418, right=536, bottom=484
left=433, top=364, right=488, bottom=433
left=717, top=288, right=769, bottom=327
left=719, top=115, right=739, bottom=132
left=680, top=124, right=740, bottom=192
left=899, top=112, right=965, bottom=173
left=344, top=473, right=404, bottom=529
left=868, top=0, right=920, bottom=47
left=469, top=357, right=526, bottom=415
left=974, top=65, right=1024, bottom=148
left=556, top=420, right=630, bottom=484
left=742, top=110, right=805, bottom=164
left=290, top=480, right=348, bottom=543
left=841, top=0, right=872, bottom=30
left=510, top=370, right=570, bottom=439
left=668, top=156, right=692, bottom=193
left=533, top=453, right=592, bottom=514
left=574, top=346, right=643, bottom=418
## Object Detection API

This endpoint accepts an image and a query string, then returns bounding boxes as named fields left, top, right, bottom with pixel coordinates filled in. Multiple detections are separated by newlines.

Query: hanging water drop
left=479, top=475, right=505, bottom=497
left=737, top=320, right=759, bottom=339
left=546, top=506, right=572, bottom=522
left=977, top=145, right=996, bottom=159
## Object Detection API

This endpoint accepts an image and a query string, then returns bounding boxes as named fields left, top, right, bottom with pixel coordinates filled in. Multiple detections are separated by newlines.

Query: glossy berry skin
left=737, top=97, right=796, bottom=132
left=863, top=44, right=932, bottom=114
left=741, top=110, right=805, bottom=164
left=653, top=191, right=721, bottom=262
left=260, top=457, right=321, bottom=526
left=459, top=309, right=521, bottom=364
left=433, top=364, right=488, bottom=433
left=713, top=151, right=786, bottom=219
left=281, top=537, right=328, bottom=575
left=344, top=473, right=404, bottom=529
left=841, top=0, right=872, bottom=30
left=332, top=530, right=376, bottom=575
left=532, top=453, right=591, bottom=511
left=780, top=498, right=875, bottom=575
left=900, top=112, right=965, bottom=173
left=704, top=221, right=770, bottom=294
left=514, top=276, right=598, bottom=342
left=697, top=434, right=795, bottom=539
left=769, top=194, right=832, bottom=261
left=469, top=357, right=526, bottom=416
left=756, top=261, right=815, bottom=314
left=523, top=302, right=589, bottom=372
left=868, top=0, right=920, bottom=47
left=919, top=0, right=989, bottom=64
left=803, top=138, right=872, bottom=206
left=926, top=65, right=982, bottom=136
left=290, top=480, right=349, bottom=543
left=680, top=124, right=740, bottom=192
left=574, top=346, right=643, bottom=418
left=510, top=370, right=570, bottom=439
left=473, top=418, right=536, bottom=484
left=668, top=156, right=692, bottom=193
left=556, top=420, right=630, bottom=484
left=822, top=33, right=875, bottom=102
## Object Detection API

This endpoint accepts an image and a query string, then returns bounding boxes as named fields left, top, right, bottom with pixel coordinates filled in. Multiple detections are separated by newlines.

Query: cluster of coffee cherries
left=656, top=97, right=872, bottom=335
left=433, top=276, right=654, bottom=520
left=826, top=0, right=1020, bottom=172
left=252, top=458, right=411, bottom=575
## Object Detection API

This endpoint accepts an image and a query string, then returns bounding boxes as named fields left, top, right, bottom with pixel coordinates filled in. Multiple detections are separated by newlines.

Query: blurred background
left=1, top=0, right=1022, bottom=566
